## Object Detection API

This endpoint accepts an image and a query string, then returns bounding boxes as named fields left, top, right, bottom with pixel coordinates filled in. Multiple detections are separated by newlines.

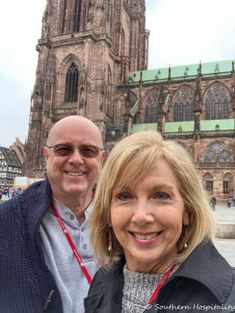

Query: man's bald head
left=47, top=115, right=103, bottom=148
left=43, top=115, right=105, bottom=208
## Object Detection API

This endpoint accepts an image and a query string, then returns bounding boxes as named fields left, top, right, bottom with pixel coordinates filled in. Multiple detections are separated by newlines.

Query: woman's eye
left=116, top=192, right=132, bottom=201
left=153, top=192, right=170, bottom=200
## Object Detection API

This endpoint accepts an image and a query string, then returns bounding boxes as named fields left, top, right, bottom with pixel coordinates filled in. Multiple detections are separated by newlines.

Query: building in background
left=10, top=137, right=25, bottom=166
left=25, top=0, right=235, bottom=201
left=25, top=0, right=148, bottom=177
left=0, top=147, right=23, bottom=188
left=126, top=61, right=235, bottom=202
left=13, top=176, right=43, bottom=191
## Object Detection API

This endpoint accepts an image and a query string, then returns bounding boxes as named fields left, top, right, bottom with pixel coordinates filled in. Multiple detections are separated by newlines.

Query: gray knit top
left=121, top=265, right=164, bottom=313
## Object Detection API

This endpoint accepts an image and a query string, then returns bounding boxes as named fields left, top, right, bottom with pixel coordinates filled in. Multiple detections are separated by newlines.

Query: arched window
left=45, top=82, right=52, bottom=101
left=64, top=63, right=79, bottom=102
left=172, top=86, right=194, bottom=121
left=203, top=173, right=214, bottom=193
left=61, top=0, right=68, bottom=34
left=112, top=96, right=125, bottom=132
left=219, top=150, right=231, bottom=162
left=144, top=89, right=160, bottom=123
left=185, top=101, right=193, bottom=120
left=120, top=28, right=125, bottom=56
left=204, top=142, right=231, bottom=163
left=223, top=173, right=233, bottom=195
left=74, top=0, right=82, bottom=32
left=106, top=67, right=112, bottom=115
left=174, top=103, right=183, bottom=121
left=204, top=83, right=229, bottom=119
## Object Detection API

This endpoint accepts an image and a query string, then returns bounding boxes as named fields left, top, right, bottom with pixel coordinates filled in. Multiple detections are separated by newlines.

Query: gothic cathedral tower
left=25, top=0, right=149, bottom=177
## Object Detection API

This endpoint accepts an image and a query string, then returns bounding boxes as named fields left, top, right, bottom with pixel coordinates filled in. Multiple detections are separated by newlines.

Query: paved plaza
left=213, top=204, right=235, bottom=267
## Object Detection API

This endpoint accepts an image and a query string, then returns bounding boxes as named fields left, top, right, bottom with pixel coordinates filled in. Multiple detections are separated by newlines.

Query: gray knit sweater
left=121, top=265, right=164, bottom=313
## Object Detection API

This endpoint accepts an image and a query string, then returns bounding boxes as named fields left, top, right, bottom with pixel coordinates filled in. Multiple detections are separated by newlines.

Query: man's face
left=44, top=120, right=104, bottom=203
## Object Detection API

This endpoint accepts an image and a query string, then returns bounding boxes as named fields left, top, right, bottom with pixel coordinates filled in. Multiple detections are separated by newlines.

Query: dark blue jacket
left=0, top=179, right=63, bottom=313
left=84, top=241, right=235, bottom=313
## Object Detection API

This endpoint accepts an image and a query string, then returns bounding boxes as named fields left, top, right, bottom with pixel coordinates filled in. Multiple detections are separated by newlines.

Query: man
left=0, top=116, right=105, bottom=313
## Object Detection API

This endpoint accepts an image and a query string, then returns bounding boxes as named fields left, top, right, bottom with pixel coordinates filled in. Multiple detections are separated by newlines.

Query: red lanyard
left=148, top=265, right=175, bottom=304
left=51, top=202, right=92, bottom=285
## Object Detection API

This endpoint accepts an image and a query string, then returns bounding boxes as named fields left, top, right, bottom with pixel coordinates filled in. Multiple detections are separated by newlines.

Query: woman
left=85, top=131, right=235, bottom=313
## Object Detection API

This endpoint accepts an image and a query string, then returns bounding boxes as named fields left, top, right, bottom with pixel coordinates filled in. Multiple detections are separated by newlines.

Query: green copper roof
left=131, top=122, right=194, bottom=134
left=131, top=119, right=235, bottom=134
left=165, top=121, right=194, bottom=133
left=128, top=60, right=234, bottom=83
left=201, top=119, right=235, bottom=131
left=132, top=123, right=157, bottom=133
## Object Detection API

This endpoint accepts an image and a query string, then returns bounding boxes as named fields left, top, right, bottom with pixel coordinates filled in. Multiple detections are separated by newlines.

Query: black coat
left=84, top=241, right=235, bottom=313
left=0, top=179, right=62, bottom=313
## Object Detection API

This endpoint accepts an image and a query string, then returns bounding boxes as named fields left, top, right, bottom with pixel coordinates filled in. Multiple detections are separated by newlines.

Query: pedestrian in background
left=226, top=196, right=233, bottom=208
left=210, top=196, right=216, bottom=211
left=0, top=116, right=105, bottom=313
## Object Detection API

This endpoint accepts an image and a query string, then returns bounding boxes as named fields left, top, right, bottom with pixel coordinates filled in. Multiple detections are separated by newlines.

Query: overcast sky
left=0, top=0, right=235, bottom=147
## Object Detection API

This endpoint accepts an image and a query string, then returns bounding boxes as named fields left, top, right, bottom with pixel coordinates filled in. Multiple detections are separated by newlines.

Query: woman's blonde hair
left=90, top=131, right=215, bottom=264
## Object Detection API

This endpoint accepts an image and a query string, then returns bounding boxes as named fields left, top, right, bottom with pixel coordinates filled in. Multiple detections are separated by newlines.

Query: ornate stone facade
left=25, top=0, right=235, bottom=201
left=25, top=0, right=148, bottom=177
left=124, top=63, right=235, bottom=201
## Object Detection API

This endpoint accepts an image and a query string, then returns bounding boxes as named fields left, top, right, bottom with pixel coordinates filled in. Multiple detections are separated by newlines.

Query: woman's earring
left=108, top=230, right=112, bottom=257
left=183, top=225, right=188, bottom=249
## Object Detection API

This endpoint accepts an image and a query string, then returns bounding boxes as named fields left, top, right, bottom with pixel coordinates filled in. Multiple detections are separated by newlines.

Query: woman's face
left=110, top=158, right=189, bottom=274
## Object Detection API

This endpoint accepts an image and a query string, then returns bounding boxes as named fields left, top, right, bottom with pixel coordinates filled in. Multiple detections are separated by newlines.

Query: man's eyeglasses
left=46, top=144, right=103, bottom=158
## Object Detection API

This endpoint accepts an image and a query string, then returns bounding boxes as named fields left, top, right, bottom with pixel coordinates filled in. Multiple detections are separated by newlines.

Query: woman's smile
left=129, top=230, right=163, bottom=246
left=111, top=158, right=189, bottom=273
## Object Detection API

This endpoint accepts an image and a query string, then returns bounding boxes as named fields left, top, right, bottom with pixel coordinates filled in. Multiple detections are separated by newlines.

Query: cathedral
left=25, top=0, right=235, bottom=202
